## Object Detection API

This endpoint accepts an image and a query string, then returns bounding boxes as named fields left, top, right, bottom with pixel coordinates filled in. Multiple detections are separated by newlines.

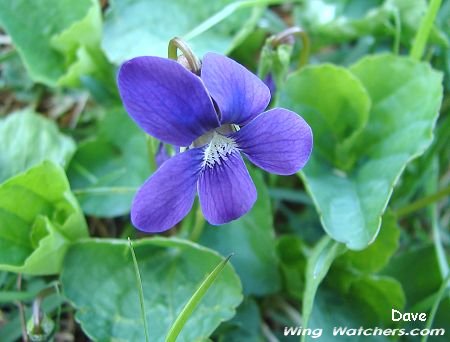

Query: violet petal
left=232, top=108, right=313, bottom=175
left=201, top=53, right=270, bottom=126
left=118, top=56, right=219, bottom=146
left=198, top=152, right=257, bottom=225
left=131, top=148, right=203, bottom=232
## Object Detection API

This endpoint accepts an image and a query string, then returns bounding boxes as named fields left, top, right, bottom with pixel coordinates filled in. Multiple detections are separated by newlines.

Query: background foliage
left=0, top=0, right=449, bottom=341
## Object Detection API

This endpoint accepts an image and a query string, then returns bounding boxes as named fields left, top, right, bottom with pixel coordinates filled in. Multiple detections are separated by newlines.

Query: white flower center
left=202, top=132, right=239, bottom=168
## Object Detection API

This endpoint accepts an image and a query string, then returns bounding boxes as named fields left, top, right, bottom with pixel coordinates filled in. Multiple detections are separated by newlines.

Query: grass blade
left=165, top=254, right=233, bottom=342
left=128, top=238, right=150, bottom=342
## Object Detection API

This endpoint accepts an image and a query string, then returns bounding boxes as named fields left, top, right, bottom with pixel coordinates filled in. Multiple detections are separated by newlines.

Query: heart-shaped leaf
left=67, top=108, right=150, bottom=217
left=0, top=0, right=102, bottom=86
left=0, top=161, right=88, bottom=274
left=61, top=238, right=243, bottom=341
left=280, top=54, right=443, bottom=250
left=0, top=110, right=75, bottom=183
left=102, top=0, right=262, bottom=64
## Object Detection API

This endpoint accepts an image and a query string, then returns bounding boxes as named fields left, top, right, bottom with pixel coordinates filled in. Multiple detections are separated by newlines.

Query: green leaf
left=0, top=282, right=54, bottom=303
left=302, top=237, right=346, bottom=337
left=345, top=275, right=405, bottom=326
left=307, top=289, right=391, bottom=342
left=323, top=271, right=406, bottom=329
left=319, top=274, right=406, bottom=331
left=0, top=161, right=88, bottom=275
left=0, top=110, right=75, bottom=183
left=0, top=0, right=103, bottom=86
left=295, top=0, right=448, bottom=49
left=276, top=235, right=307, bottom=301
left=199, top=168, right=281, bottom=295
left=67, top=108, right=150, bottom=217
left=0, top=53, right=34, bottom=93
left=337, top=211, right=400, bottom=273
left=295, top=0, right=392, bottom=46
left=102, top=0, right=263, bottom=64
left=323, top=215, right=405, bottom=326
left=280, top=54, right=443, bottom=250
left=214, top=298, right=263, bottom=342
left=0, top=280, right=54, bottom=303
left=280, top=64, right=371, bottom=170
left=383, top=244, right=444, bottom=305
left=328, top=259, right=407, bottom=328
left=0, top=291, right=37, bottom=303
left=61, top=238, right=243, bottom=342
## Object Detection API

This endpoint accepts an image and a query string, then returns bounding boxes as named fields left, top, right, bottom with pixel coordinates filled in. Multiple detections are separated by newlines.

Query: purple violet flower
left=118, top=53, right=313, bottom=233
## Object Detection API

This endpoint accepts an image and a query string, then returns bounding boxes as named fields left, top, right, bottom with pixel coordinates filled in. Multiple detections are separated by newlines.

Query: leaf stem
left=420, top=274, right=450, bottom=342
left=396, top=184, right=450, bottom=217
left=301, top=238, right=346, bottom=342
left=410, top=0, right=442, bottom=60
left=165, top=254, right=233, bottom=342
left=30, top=286, right=57, bottom=336
left=146, top=136, right=158, bottom=173
left=392, top=7, right=401, bottom=54
left=128, top=238, right=150, bottom=342
left=426, top=159, right=449, bottom=282
left=431, top=197, right=449, bottom=279
left=275, top=297, right=302, bottom=325
left=16, top=274, right=28, bottom=342
left=262, top=322, right=280, bottom=342
left=53, top=283, right=62, bottom=341
left=0, top=48, right=16, bottom=63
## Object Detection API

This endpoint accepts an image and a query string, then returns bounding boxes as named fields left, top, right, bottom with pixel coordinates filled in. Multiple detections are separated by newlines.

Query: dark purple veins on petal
left=118, top=56, right=219, bottom=147
left=232, top=108, right=313, bottom=175
left=198, top=152, right=257, bottom=225
left=201, top=53, right=271, bottom=126
left=131, top=148, right=204, bottom=233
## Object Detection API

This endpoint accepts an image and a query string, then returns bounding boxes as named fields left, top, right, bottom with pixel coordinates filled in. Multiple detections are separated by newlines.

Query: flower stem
left=410, top=0, right=442, bottom=60
left=189, top=205, right=205, bottom=242
left=128, top=238, right=150, bottom=342
left=168, top=37, right=201, bottom=74
left=146, top=135, right=158, bottom=173
left=271, top=26, right=310, bottom=67
left=16, top=274, right=28, bottom=342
